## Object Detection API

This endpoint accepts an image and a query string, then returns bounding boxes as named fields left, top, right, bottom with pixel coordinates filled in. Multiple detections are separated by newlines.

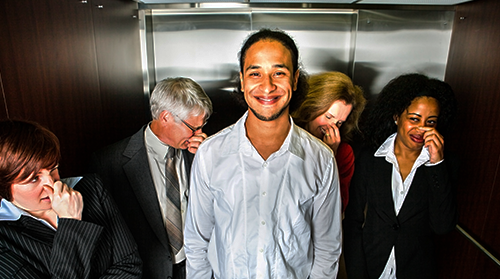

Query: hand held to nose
left=323, top=125, right=341, bottom=155
left=419, top=127, right=445, bottom=163
left=187, top=132, right=208, bottom=154
left=50, top=181, right=83, bottom=220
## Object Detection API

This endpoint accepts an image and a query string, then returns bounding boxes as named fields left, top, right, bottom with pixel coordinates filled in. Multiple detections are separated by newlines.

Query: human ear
left=292, top=69, right=299, bottom=91
left=160, top=110, right=170, bottom=123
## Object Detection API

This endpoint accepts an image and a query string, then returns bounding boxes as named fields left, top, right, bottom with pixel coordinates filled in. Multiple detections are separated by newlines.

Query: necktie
left=165, top=147, right=183, bottom=255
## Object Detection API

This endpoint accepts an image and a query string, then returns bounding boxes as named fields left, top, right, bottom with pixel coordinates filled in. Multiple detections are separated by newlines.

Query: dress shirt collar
left=222, top=111, right=305, bottom=160
left=0, top=199, right=26, bottom=221
left=374, top=132, right=430, bottom=166
left=145, top=123, right=179, bottom=160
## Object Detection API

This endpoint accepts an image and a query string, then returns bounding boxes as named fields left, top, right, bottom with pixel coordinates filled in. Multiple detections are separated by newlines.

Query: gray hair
left=150, top=77, right=213, bottom=121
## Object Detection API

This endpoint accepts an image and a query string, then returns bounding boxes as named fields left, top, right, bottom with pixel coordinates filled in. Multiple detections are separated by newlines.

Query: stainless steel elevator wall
left=139, top=6, right=454, bottom=135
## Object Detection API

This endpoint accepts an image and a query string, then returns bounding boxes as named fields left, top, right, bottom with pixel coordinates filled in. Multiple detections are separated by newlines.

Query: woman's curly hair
left=363, top=73, right=457, bottom=148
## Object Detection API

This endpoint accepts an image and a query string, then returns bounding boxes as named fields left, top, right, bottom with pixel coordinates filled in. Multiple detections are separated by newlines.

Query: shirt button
left=400, top=191, right=404, bottom=195
left=262, top=191, right=267, bottom=196
left=261, top=221, right=266, bottom=225
left=263, top=162, right=268, bottom=168
left=259, top=248, right=264, bottom=253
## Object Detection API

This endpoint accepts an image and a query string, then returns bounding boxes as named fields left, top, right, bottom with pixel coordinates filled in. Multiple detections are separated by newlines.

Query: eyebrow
left=244, top=63, right=290, bottom=73
left=408, top=112, right=438, bottom=118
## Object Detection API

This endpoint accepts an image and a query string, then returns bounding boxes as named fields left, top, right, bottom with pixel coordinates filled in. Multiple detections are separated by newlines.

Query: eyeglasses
left=174, top=114, right=207, bottom=135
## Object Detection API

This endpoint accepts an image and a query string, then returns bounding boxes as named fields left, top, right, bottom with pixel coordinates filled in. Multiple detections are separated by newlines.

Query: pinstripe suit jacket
left=0, top=174, right=142, bottom=278
left=89, top=126, right=194, bottom=279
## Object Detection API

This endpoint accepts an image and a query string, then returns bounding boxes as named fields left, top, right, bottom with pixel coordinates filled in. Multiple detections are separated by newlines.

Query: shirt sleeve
left=51, top=175, right=142, bottom=278
left=185, top=151, right=215, bottom=279
left=426, top=158, right=459, bottom=234
left=336, top=143, right=355, bottom=213
left=309, top=157, right=343, bottom=278
left=51, top=218, right=104, bottom=277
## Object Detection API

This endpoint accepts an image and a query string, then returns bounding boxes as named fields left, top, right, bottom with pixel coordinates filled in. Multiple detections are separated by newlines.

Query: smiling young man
left=89, top=77, right=212, bottom=279
left=184, top=29, right=342, bottom=279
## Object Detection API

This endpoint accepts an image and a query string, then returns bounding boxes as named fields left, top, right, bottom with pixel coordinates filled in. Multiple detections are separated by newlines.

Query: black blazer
left=89, top=126, right=194, bottom=279
left=0, top=174, right=142, bottom=278
left=343, top=146, right=458, bottom=279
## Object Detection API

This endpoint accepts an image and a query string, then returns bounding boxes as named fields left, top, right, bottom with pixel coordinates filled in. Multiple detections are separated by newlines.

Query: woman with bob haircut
left=343, top=73, right=458, bottom=279
left=0, top=120, right=142, bottom=278
left=292, top=71, right=366, bottom=213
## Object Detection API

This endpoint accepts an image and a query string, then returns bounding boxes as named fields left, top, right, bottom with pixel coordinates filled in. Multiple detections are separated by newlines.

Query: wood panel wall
left=0, top=0, right=148, bottom=176
left=439, top=0, right=500, bottom=277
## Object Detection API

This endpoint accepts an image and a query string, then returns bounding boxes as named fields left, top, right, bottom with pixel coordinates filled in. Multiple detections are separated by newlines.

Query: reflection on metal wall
left=354, top=9, right=454, bottom=103
left=139, top=7, right=454, bottom=135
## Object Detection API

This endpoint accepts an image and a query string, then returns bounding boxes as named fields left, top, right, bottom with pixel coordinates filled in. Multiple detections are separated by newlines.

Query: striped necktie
left=165, top=147, right=183, bottom=255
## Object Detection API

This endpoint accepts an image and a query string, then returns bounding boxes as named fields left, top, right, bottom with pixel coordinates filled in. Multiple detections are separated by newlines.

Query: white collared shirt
left=185, top=112, right=342, bottom=279
left=374, top=133, right=442, bottom=279
left=145, top=124, right=188, bottom=264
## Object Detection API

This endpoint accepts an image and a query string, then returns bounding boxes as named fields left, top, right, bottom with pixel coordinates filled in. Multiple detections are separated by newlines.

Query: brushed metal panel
left=141, top=7, right=454, bottom=134
left=353, top=9, right=454, bottom=100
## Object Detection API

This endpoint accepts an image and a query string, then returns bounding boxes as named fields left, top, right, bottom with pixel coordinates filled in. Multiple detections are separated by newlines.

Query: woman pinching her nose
left=292, top=71, right=366, bottom=213
left=0, top=120, right=142, bottom=278
left=43, top=179, right=84, bottom=223
left=343, top=73, right=458, bottom=279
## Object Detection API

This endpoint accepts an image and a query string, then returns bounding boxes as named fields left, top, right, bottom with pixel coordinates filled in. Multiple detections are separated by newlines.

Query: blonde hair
left=291, top=72, right=366, bottom=142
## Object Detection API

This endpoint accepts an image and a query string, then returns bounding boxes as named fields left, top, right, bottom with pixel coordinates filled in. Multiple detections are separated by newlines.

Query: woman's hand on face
left=420, top=127, right=444, bottom=163
left=44, top=181, right=83, bottom=220
left=322, top=125, right=342, bottom=155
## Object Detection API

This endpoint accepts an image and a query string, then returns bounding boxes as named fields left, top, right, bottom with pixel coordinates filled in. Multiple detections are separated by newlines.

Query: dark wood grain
left=441, top=0, right=500, bottom=277
left=91, top=0, right=149, bottom=145
left=0, top=0, right=146, bottom=176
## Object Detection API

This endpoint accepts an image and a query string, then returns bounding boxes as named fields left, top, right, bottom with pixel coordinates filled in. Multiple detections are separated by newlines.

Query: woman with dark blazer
left=343, top=73, right=458, bottom=279
left=0, top=120, right=142, bottom=278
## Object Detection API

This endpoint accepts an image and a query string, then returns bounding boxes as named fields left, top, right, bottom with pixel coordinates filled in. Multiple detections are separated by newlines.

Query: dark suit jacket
left=89, top=126, right=194, bottom=279
left=343, top=146, right=458, bottom=279
left=0, top=174, right=142, bottom=278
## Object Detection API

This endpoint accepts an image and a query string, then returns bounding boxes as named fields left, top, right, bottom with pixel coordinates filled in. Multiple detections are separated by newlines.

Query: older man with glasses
left=89, top=77, right=212, bottom=279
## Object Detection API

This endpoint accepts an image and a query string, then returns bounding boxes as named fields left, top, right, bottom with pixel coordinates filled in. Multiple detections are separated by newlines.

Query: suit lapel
left=1, top=218, right=53, bottom=272
left=3, top=217, right=55, bottom=245
left=398, top=167, right=428, bottom=223
left=372, top=157, right=400, bottom=225
left=18, top=216, right=55, bottom=244
left=122, top=128, right=171, bottom=251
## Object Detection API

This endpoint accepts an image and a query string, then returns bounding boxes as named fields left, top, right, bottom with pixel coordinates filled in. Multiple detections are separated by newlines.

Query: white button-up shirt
left=185, top=112, right=342, bottom=279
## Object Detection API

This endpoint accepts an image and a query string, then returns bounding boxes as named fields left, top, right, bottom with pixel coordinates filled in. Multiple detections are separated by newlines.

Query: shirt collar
left=0, top=176, right=82, bottom=222
left=145, top=123, right=176, bottom=160
left=375, top=132, right=430, bottom=165
left=0, top=199, right=25, bottom=221
left=223, top=111, right=305, bottom=160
